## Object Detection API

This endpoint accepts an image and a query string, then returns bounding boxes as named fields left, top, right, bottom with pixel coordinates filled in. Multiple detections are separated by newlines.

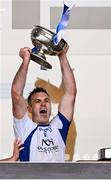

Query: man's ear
left=27, top=105, right=32, bottom=113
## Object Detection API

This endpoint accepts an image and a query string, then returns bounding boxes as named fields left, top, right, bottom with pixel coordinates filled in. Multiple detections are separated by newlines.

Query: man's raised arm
left=11, top=47, right=31, bottom=119
left=58, top=45, right=77, bottom=121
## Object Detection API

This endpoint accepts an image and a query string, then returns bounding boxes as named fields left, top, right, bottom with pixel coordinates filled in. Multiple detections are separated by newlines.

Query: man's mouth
left=40, top=109, right=47, bottom=116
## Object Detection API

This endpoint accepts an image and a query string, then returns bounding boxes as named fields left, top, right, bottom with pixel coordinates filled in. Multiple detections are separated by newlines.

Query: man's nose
left=41, top=101, right=46, bottom=106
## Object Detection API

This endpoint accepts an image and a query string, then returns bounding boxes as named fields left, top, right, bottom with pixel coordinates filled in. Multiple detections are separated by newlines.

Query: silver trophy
left=30, top=25, right=67, bottom=69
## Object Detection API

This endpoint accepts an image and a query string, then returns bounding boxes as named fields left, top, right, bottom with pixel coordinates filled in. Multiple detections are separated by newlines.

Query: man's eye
left=34, top=99, right=40, bottom=103
left=45, top=99, right=50, bottom=102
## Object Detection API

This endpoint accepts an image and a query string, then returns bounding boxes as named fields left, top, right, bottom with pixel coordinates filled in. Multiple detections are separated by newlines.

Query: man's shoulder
left=50, top=113, right=62, bottom=128
left=50, top=112, right=71, bottom=128
left=13, top=112, right=37, bottom=127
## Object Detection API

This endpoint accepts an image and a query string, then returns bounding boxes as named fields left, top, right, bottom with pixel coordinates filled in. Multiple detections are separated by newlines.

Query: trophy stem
left=30, top=52, right=52, bottom=69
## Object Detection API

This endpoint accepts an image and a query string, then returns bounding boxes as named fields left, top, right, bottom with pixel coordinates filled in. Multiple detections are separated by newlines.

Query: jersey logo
left=42, top=138, right=54, bottom=146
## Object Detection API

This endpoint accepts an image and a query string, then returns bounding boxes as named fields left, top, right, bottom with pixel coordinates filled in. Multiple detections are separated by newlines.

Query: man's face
left=28, top=92, right=51, bottom=124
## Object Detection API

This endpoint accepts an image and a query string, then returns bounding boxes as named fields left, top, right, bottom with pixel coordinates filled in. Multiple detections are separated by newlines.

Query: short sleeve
left=13, top=112, right=37, bottom=142
left=51, top=112, right=71, bottom=144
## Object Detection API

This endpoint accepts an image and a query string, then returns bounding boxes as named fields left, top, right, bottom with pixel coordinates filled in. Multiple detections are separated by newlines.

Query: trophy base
left=30, top=52, right=52, bottom=69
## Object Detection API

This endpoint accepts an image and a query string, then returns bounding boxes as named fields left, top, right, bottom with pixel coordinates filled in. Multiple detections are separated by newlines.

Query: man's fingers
left=17, top=142, right=24, bottom=148
left=19, top=146, right=24, bottom=151
left=23, top=47, right=31, bottom=52
left=14, top=138, right=23, bottom=146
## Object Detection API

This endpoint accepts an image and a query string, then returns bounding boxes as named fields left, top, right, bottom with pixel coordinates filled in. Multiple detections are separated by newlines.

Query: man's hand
left=58, top=44, right=69, bottom=59
left=11, top=138, right=24, bottom=161
left=19, top=47, right=31, bottom=64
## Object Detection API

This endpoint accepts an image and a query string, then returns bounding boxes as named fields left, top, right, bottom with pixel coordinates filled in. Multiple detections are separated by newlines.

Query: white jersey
left=13, top=112, right=70, bottom=162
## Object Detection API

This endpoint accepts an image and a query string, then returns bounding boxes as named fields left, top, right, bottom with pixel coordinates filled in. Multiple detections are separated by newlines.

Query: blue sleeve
left=58, top=112, right=71, bottom=144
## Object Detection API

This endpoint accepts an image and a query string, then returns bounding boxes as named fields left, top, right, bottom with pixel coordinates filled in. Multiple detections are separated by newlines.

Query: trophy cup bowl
left=30, top=25, right=67, bottom=69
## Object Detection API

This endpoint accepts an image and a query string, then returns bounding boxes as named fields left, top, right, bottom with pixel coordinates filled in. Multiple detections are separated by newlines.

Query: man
left=12, top=45, right=77, bottom=162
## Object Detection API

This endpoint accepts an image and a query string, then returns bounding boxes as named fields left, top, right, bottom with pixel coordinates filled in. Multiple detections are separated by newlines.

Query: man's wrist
left=59, top=54, right=67, bottom=60
left=22, top=59, right=30, bottom=66
left=10, top=155, right=18, bottom=161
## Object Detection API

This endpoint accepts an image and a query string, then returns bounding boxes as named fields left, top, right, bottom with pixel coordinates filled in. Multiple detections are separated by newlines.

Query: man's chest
left=30, top=126, right=61, bottom=154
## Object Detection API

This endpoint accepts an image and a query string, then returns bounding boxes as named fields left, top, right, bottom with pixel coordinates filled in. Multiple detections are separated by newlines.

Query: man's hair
left=27, top=87, right=49, bottom=105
